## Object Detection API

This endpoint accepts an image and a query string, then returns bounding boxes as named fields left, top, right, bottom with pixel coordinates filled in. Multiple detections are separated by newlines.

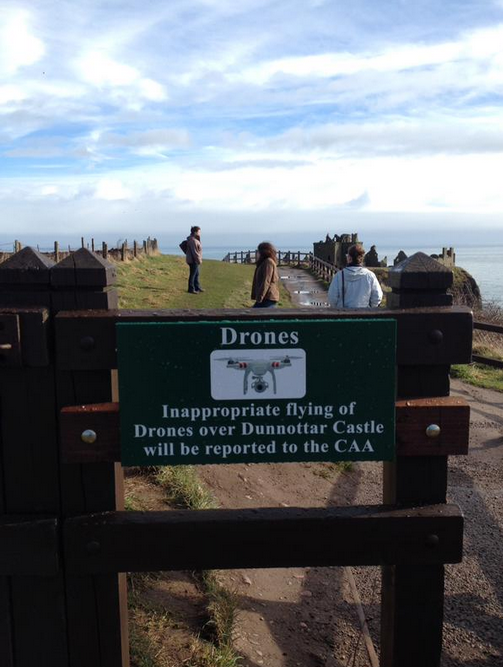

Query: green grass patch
left=451, top=363, right=503, bottom=392
left=116, top=254, right=291, bottom=309
left=149, top=466, right=241, bottom=667
left=155, top=466, right=216, bottom=510
left=313, top=461, right=353, bottom=479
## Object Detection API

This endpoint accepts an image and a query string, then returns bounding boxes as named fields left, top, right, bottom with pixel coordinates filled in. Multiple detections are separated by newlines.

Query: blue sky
left=1, top=0, right=503, bottom=247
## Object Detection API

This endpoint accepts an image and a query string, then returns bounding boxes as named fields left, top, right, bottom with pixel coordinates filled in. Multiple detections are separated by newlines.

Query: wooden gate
left=0, top=248, right=472, bottom=667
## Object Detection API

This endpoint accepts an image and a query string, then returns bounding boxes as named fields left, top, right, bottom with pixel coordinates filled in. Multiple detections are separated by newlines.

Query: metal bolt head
left=80, top=336, right=95, bottom=351
left=429, top=329, right=444, bottom=344
left=81, top=429, right=97, bottom=444
left=426, top=534, right=440, bottom=548
left=86, top=541, right=101, bottom=554
left=426, top=424, right=441, bottom=439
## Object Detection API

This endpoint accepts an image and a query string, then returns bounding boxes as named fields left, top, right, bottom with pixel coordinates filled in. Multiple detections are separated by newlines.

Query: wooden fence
left=223, top=249, right=336, bottom=282
left=1, top=237, right=159, bottom=265
left=0, top=248, right=472, bottom=667
left=473, top=320, right=503, bottom=368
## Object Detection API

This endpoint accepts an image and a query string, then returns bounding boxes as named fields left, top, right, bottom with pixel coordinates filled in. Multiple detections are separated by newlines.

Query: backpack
left=179, top=239, right=188, bottom=254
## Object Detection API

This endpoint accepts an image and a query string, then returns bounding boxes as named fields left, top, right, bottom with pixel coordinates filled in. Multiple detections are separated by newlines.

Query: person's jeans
left=253, top=299, right=278, bottom=308
left=188, top=263, right=201, bottom=292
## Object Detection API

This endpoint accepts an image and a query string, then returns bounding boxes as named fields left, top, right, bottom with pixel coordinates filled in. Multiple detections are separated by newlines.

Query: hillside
left=115, top=254, right=291, bottom=309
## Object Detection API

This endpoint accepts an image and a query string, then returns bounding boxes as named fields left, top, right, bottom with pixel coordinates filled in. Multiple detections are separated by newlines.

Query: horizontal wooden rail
left=59, top=397, right=469, bottom=463
left=54, top=307, right=473, bottom=370
left=474, top=320, right=503, bottom=334
left=472, top=354, right=503, bottom=369
left=64, top=504, right=463, bottom=574
left=472, top=320, right=503, bottom=367
left=222, top=250, right=312, bottom=265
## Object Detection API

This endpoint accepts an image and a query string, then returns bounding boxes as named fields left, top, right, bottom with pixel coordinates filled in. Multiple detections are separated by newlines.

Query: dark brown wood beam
left=64, top=504, right=463, bottom=574
left=59, top=397, right=470, bottom=463
left=54, top=307, right=473, bottom=370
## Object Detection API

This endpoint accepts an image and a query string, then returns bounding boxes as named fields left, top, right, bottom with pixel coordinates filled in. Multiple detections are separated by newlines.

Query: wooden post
left=102, top=242, right=108, bottom=260
left=81, top=237, right=85, bottom=249
left=381, top=252, right=457, bottom=667
left=0, top=248, right=127, bottom=667
left=0, top=248, right=64, bottom=665
left=142, top=240, right=147, bottom=254
left=55, top=241, right=60, bottom=263
left=133, top=241, right=138, bottom=258
left=92, top=239, right=95, bottom=253
left=121, top=243, right=126, bottom=262
left=52, top=250, right=126, bottom=667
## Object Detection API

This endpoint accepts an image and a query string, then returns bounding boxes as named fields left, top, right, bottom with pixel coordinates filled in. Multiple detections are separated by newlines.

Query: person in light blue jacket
left=328, top=244, right=383, bottom=308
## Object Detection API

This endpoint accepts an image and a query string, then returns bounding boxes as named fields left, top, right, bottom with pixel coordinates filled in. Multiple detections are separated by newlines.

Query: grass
left=313, top=461, right=353, bottom=479
left=115, top=254, right=291, bottom=309
left=126, top=464, right=241, bottom=667
left=155, top=466, right=216, bottom=510
left=450, top=297, right=503, bottom=392
left=451, top=363, right=503, bottom=392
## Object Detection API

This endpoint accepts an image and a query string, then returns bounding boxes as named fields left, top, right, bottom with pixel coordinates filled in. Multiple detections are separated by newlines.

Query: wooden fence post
left=381, top=252, right=456, bottom=667
left=0, top=248, right=127, bottom=667
left=53, top=249, right=127, bottom=667
left=133, top=241, right=138, bottom=258
left=102, top=242, right=108, bottom=260
left=55, top=241, right=60, bottom=263
left=0, top=248, right=65, bottom=666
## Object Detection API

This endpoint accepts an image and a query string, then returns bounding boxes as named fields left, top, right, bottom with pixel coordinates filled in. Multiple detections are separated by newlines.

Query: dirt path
left=197, top=378, right=503, bottom=666
left=199, top=270, right=503, bottom=666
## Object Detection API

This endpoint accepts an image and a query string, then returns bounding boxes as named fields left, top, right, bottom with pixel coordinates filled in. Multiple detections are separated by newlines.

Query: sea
left=1, top=237, right=501, bottom=306
left=159, top=243, right=502, bottom=307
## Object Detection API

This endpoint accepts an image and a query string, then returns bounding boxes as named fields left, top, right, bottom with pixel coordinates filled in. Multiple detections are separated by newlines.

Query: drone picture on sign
left=210, top=348, right=306, bottom=400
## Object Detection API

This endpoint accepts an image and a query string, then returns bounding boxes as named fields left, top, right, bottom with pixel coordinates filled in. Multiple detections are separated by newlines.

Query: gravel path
left=204, top=268, right=503, bottom=666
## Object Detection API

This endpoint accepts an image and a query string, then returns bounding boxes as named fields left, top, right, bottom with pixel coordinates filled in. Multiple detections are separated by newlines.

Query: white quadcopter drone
left=215, top=354, right=302, bottom=395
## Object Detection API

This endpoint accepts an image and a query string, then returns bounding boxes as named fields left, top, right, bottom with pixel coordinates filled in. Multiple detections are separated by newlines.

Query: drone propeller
left=268, top=355, right=303, bottom=361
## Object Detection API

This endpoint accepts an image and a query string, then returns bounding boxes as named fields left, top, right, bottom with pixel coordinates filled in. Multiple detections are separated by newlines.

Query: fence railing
left=1, top=237, right=159, bottom=264
left=473, top=320, right=503, bottom=368
left=0, top=246, right=474, bottom=667
left=222, top=249, right=312, bottom=266
left=223, top=249, right=337, bottom=283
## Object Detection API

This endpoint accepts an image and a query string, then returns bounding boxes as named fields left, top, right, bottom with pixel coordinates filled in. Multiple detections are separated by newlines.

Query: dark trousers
left=253, top=299, right=278, bottom=308
left=188, top=263, right=201, bottom=292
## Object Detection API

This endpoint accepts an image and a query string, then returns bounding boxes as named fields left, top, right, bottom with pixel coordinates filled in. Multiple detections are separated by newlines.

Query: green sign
left=117, top=319, right=396, bottom=466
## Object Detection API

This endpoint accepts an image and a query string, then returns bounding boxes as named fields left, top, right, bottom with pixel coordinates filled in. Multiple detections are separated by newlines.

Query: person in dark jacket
left=251, top=242, right=280, bottom=308
left=185, top=226, right=203, bottom=294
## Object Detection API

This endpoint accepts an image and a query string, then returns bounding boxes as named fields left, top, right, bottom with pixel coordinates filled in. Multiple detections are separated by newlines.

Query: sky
left=1, top=0, right=503, bottom=248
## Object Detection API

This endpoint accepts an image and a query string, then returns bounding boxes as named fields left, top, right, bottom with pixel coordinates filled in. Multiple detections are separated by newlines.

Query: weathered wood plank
left=59, top=397, right=469, bottom=463
left=381, top=564, right=444, bottom=667
left=0, top=516, right=58, bottom=575
left=395, top=397, right=469, bottom=455
left=54, top=262, right=128, bottom=667
left=0, top=308, right=49, bottom=367
left=472, top=354, right=503, bottom=369
left=54, top=307, right=473, bottom=370
left=381, top=255, right=457, bottom=667
left=64, top=504, right=463, bottom=574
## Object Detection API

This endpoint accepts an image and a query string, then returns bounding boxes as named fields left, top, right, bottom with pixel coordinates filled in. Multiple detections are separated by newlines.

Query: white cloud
left=94, top=177, right=132, bottom=200
left=75, top=51, right=167, bottom=106
left=0, top=10, right=45, bottom=76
